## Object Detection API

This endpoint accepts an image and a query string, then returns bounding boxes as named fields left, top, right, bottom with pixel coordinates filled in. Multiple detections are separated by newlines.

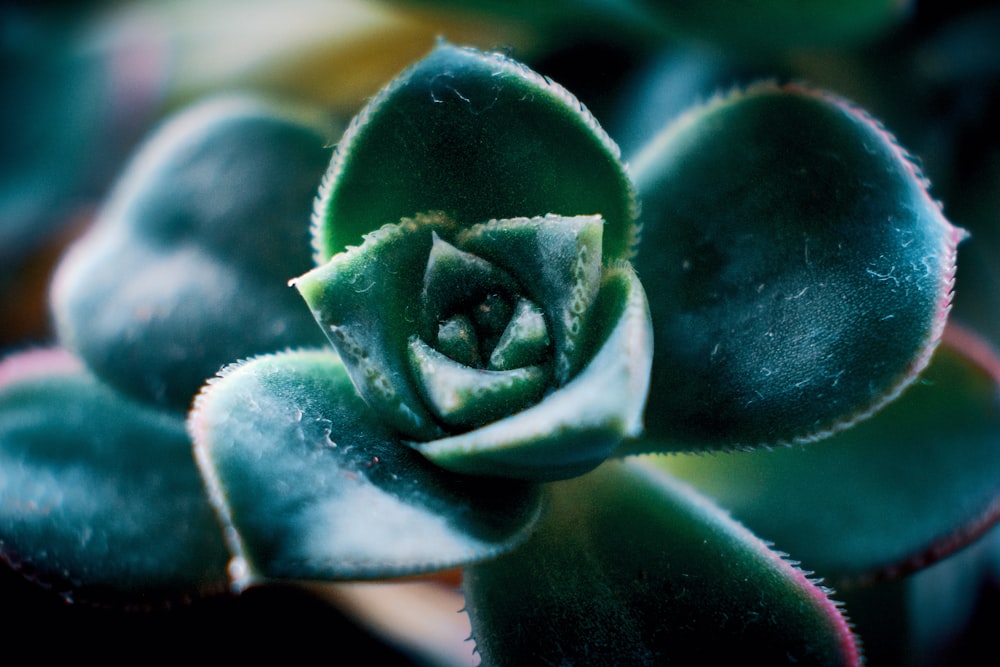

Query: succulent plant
left=3, top=3, right=1000, bottom=664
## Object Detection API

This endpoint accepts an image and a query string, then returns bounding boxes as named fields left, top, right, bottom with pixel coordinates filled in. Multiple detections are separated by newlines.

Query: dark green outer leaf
left=51, top=96, right=334, bottom=409
left=0, top=349, right=229, bottom=597
left=631, top=83, right=964, bottom=452
left=189, top=350, right=542, bottom=586
left=311, top=42, right=637, bottom=263
left=464, top=459, right=861, bottom=666
left=656, top=326, right=1000, bottom=587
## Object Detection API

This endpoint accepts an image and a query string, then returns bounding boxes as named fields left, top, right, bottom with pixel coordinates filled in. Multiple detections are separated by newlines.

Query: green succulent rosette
left=287, top=43, right=653, bottom=481
left=294, top=210, right=652, bottom=481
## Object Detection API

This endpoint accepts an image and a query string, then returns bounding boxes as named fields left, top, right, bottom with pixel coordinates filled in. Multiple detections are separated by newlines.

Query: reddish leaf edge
left=630, top=80, right=968, bottom=452
left=629, top=459, right=865, bottom=666
left=837, top=323, right=1000, bottom=589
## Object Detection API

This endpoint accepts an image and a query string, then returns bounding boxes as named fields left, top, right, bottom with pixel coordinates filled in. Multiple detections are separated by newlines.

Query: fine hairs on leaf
left=3, top=8, right=997, bottom=664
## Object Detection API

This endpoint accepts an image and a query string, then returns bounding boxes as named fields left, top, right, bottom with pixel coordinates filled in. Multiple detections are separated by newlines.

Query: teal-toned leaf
left=436, top=315, right=481, bottom=367
left=458, top=214, right=603, bottom=384
left=50, top=96, right=335, bottom=409
left=655, top=325, right=1000, bottom=586
left=0, top=349, right=229, bottom=597
left=311, top=41, right=637, bottom=263
left=188, top=350, right=542, bottom=586
left=385, top=1, right=907, bottom=52
left=419, top=232, right=521, bottom=345
left=464, top=459, right=861, bottom=666
left=631, top=83, right=964, bottom=452
left=488, top=298, right=549, bottom=370
left=295, top=213, right=455, bottom=439
left=839, top=531, right=999, bottom=667
left=419, top=264, right=652, bottom=480
left=408, top=337, right=548, bottom=429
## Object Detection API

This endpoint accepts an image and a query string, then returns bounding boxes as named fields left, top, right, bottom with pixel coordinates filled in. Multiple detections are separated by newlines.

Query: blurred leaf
left=0, top=348, right=229, bottom=598
left=0, top=8, right=154, bottom=276
left=51, top=96, right=334, bottom=409
left=386, top=0, right=909, bottom=52
left=465, top=459, right=861, bottom=666
left=637, top=0, right=910, bottom=52
left=656, top=327, right=1000, bottom=586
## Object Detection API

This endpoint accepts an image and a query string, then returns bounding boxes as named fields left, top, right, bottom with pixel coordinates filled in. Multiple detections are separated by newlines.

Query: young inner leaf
left=408, top=337, right=550, bottom=429
left=437, top=315, right=481, bottom=368
left=458, top=214, right=605, bottom=385
left=489, top=299, right=551, bottom=371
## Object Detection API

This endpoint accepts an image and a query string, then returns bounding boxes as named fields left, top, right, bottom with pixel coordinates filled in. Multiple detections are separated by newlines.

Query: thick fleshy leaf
left=631, top=83, right=964, bottom=452
left=50, top=96, right=334, bottom=409
left=419, top=232, right=521, bottom=344
left=297, top=212, right=652, bottom=477
left=294, top=213, right=456, bottom=439
left=310, top=41, right=637, bottom=263
left=418, top=264, right=653, bottom=480
left=188, top=350, right=542, bottom=587
left=0, top=349, right=229, bottom=597
left=464, top=459, right=861, bottom=666
left=458, top=214, right=603, bottom=384
left=407, top=337, right=548, bottom=428
left=488, top=298, right=549, bottom=370
left=838, top=530, right=1000, bottom=667
left=656, top=325, right=1000, bottom=587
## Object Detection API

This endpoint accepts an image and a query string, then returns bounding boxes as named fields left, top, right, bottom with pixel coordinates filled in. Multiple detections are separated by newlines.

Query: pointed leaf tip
left=190, top=350, right=542, bottom=586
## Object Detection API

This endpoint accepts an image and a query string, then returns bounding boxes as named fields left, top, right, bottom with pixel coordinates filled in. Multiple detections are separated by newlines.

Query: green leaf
left=488, top=298, right=549, bottom=370
left=655, top=326, right=1000, bottom=586
left=419, top=232, right=521, bottom=345
left=458, top=214, right=604, bottom=384
left=631, top=83, right=964, bottom=452
left=385, top=1, right=907, bottom=52
left=50, top=96, right=335, bottom=409
left=295, top=212, right=456, bottom=439
left=464, top=459, right=861, bottom=666
left=311, top=41, right=638, bottom=263
left=188, top=349, right=542, bottom=586
left=838, top=531, right=998, bottom=667
left=407, top=337, right=548, bottom=429
left=0, top=349, right=229, bottom=597
left=418, top=263, right=653, bottom=480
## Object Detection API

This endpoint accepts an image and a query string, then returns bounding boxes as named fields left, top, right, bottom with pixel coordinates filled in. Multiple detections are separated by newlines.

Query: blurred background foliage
left=2, top=0, right=999, bottom=663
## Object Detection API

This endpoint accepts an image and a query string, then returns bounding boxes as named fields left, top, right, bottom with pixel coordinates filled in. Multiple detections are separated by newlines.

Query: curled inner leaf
left=294, top=212, right=653, bottom=480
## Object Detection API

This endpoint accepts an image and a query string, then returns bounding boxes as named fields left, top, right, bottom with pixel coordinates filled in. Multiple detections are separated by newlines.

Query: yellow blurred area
left=89, top=0, right=538, bottom=114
